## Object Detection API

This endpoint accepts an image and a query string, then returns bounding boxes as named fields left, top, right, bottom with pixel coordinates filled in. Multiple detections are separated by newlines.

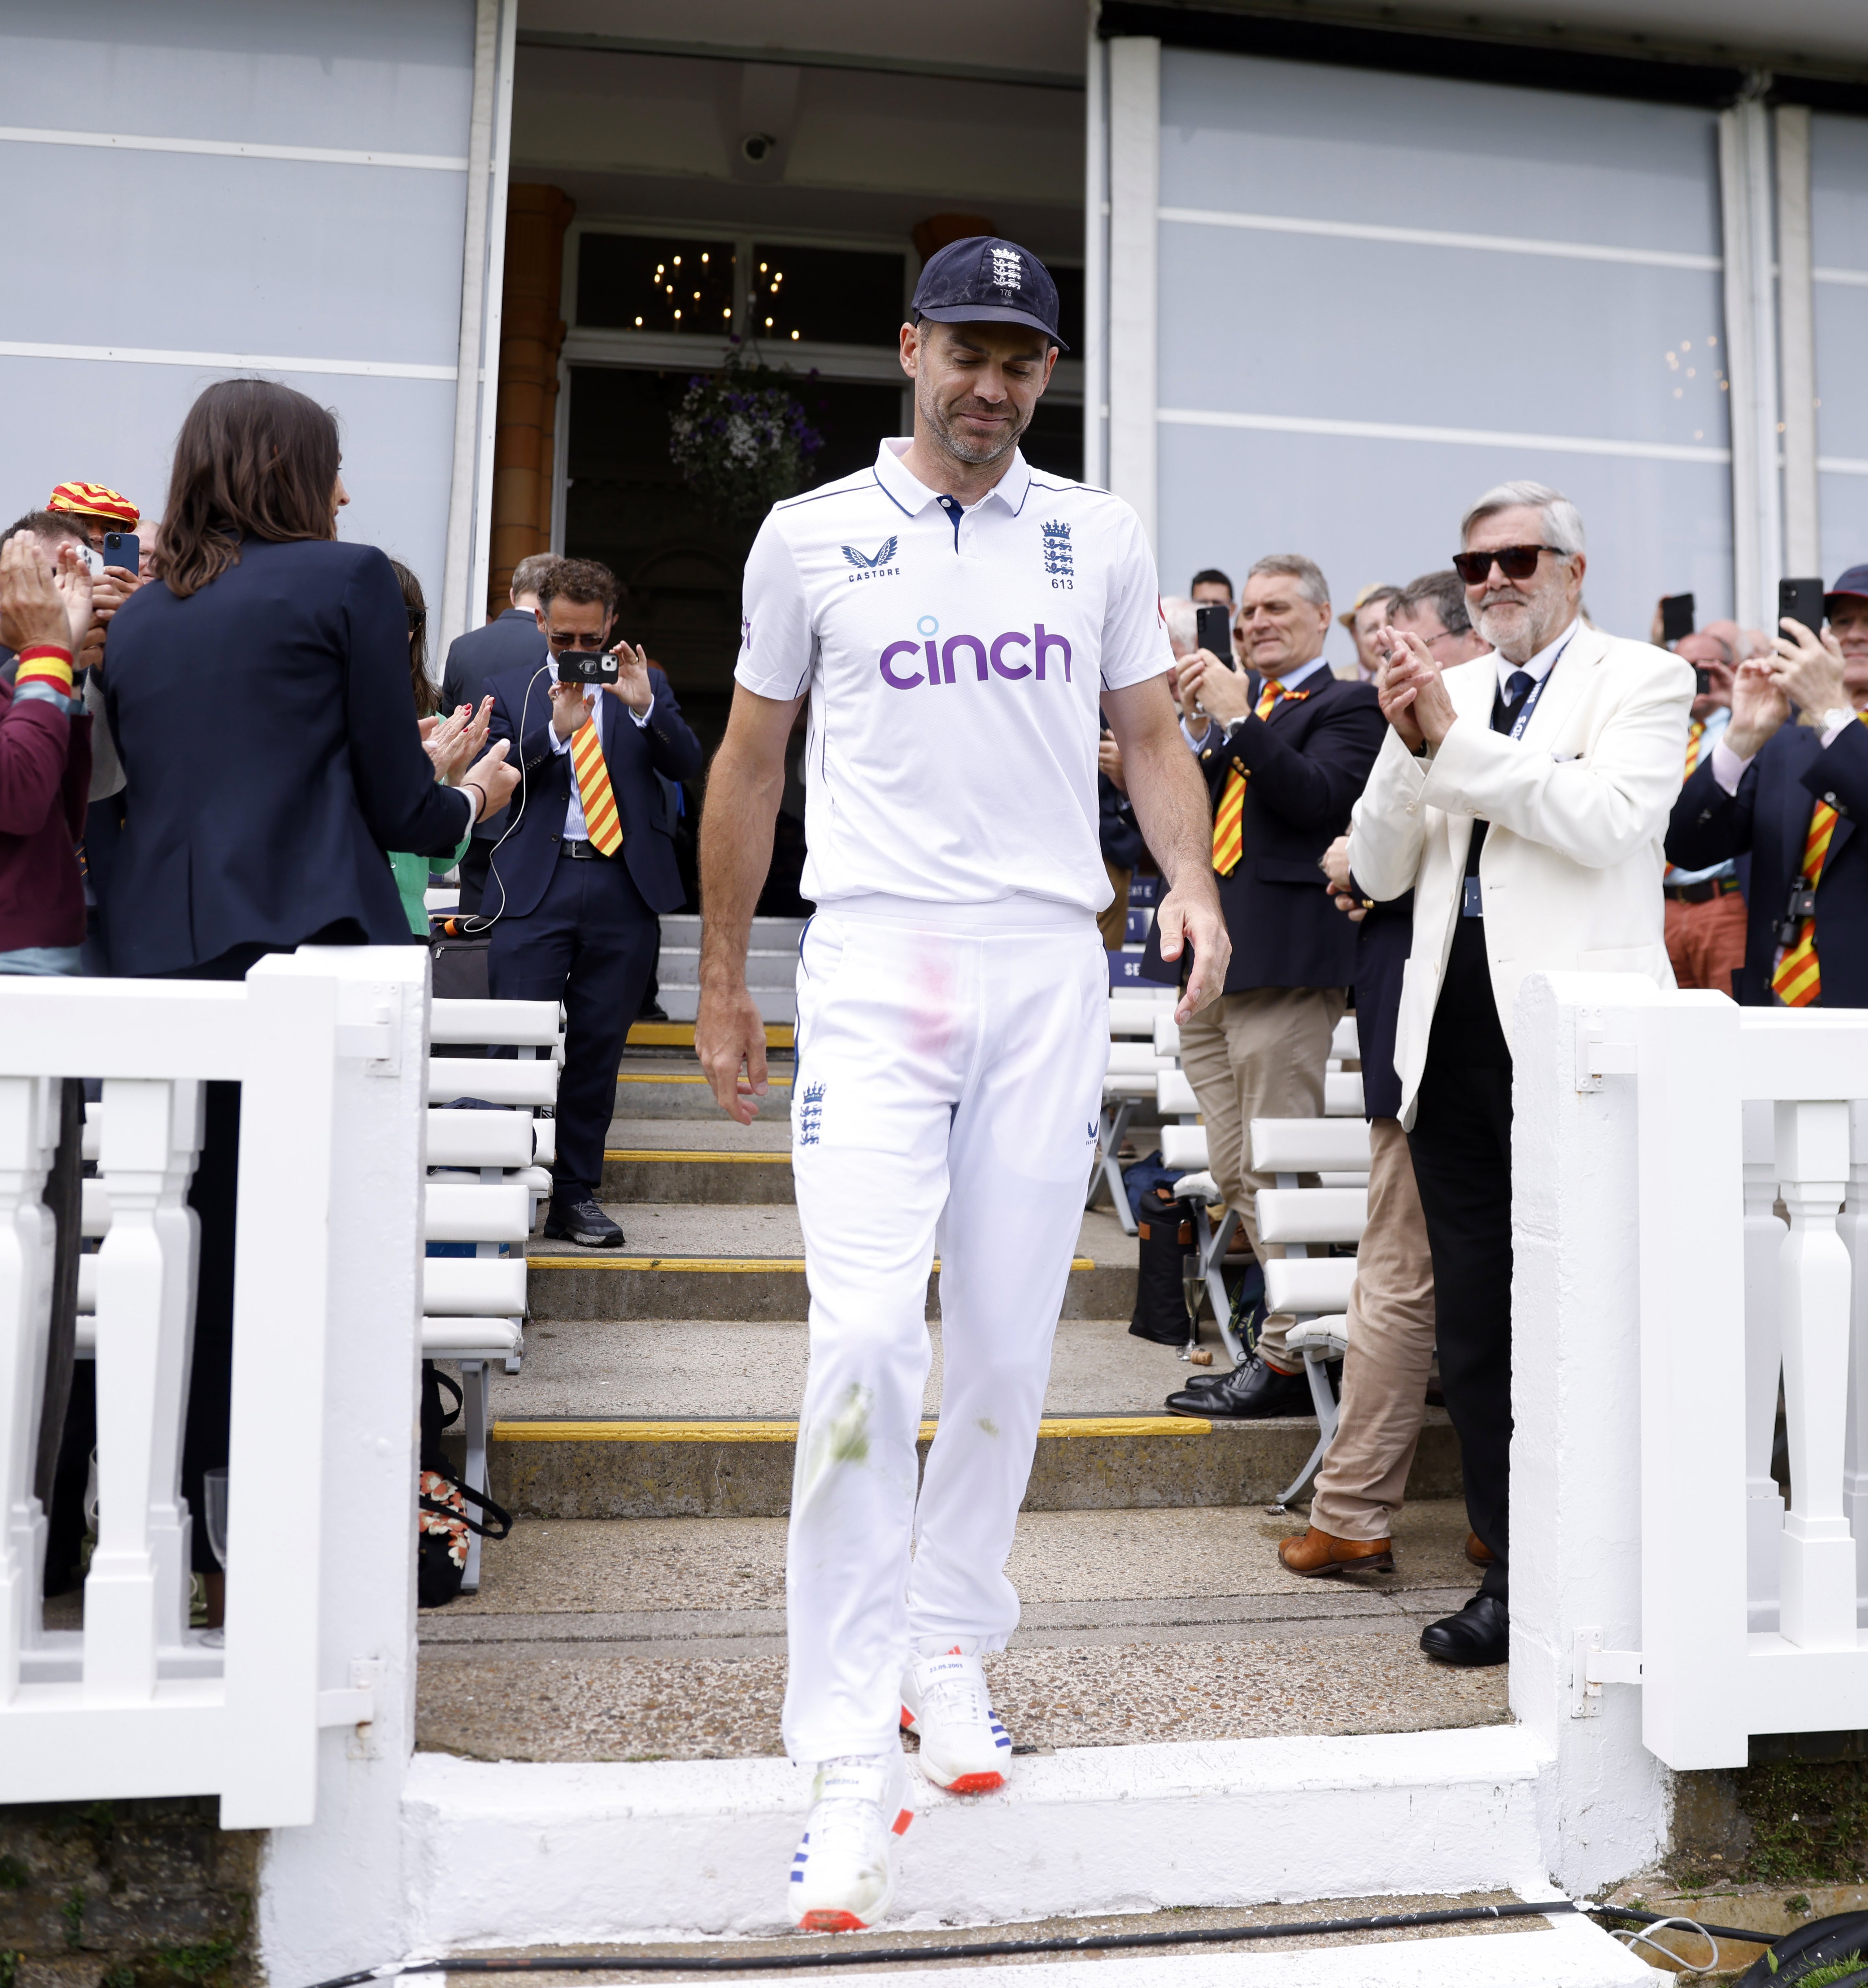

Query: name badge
left=1462, top=876, right=1483, bottom=919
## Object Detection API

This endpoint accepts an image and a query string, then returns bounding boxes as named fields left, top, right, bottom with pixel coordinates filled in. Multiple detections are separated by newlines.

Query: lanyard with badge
left=1461, top=639, right=1569, bottom=919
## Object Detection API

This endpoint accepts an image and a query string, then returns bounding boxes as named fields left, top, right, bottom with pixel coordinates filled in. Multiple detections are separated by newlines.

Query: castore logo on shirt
left=877, top=616, right=1072, bottom=690
left=841, top=538, right=900, bottom=581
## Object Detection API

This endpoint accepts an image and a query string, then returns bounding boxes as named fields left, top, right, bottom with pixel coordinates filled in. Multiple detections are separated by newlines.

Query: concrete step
left=398, top=1727, right=1571, bottom=1949
left=660, top=913, right=807, bottom=953
left=614, top=1059, right=794, bottom=1121
left=460, top=1311, right=1459, bottom=1516
left=601, top=1114, right=794, bottom=1203
left=658, top=982, right=795, bottom=1023
left=391, top=1907, right=1650, bottom=1987
left=659, top=943, right=799, bottom=991
left=526, top=1206, right=1140, bottom=1322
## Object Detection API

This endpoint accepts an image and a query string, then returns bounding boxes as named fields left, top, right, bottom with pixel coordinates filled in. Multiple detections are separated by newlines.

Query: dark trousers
left=1407, top=1058, right=1513, bottom=1604
left=487, top=853, right=659, bottom=1201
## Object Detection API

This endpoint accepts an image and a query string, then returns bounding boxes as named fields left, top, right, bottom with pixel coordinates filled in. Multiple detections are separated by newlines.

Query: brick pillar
left=488, top=183, right=575, bottom=618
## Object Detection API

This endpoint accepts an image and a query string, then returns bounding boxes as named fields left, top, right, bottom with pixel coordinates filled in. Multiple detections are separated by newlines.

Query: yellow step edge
left=627, top=1022, right=795, bottom=1049
left=493, top=1415, right=1210, bottom=1443
left=602, top=1150, right=791, bottom=1165
left=527, top=1256, right=1098, bottom=1273
left=615, top=1072, right=793, bottom=1087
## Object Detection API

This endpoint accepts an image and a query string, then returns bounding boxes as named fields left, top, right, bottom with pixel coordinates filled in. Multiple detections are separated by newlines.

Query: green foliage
left=103, top=1968, right=136, bottom=1988
left=0, top=1858, right=25, bottom=1892
left=1787, top=1957, right=1864, bottom=1988
left=1738, top=1763, right=1868, bottom=1884
left=667, top=344, right=824, bottom=522
left=150, top=1934, right=243, bottom=1986
left=61, top=1883, right=85, bottom=1948
left=0, top=1951, right=18, bottom=1988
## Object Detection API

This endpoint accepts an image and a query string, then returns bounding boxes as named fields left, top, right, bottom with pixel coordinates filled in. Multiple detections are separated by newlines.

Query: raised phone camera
left=558, top=648, right=620, bottom=686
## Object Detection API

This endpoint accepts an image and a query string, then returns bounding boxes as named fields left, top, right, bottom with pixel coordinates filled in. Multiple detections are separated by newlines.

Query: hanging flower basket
left=668, top=342, right=825, bottom=523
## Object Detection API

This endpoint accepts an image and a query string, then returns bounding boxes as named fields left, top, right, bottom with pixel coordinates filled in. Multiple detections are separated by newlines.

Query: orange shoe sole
left=799, top=1910, right=868, bottom=1932
left=941, top=1770, right=1005, bottom=1794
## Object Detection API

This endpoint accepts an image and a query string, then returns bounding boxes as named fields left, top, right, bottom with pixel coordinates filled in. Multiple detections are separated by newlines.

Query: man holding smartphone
left=1667, top=566, right=1868, bottom=1009
left=476, top=557, right=702, bottom=1244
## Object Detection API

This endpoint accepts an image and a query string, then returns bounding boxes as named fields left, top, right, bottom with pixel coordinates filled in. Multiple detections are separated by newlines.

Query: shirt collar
left=1496, top=617, right=1580, bottom=697
left=873, top=437, right=1031, bottom=518
left=1259, top=655, right=1331, bottom=695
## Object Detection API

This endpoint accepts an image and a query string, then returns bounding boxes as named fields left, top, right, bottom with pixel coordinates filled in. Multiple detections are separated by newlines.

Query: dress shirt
left=1713, top=701, right=1866, bottom=797
left=547, top=655, right=653, bottom=839
left=1181, top=653, right=1332, bottom=750
left=1494, top=619, right=1578, bottom=703
left=1667, top=704, right=1735, bottom=886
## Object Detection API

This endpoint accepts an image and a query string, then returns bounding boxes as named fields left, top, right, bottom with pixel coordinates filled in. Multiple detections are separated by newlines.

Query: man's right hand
left=0, top=533, right=84, bottom=655
left=1374, top=627, right=1428, bottom=751
left=459, top=739, right=519, bottom=821
left=1726, top=658, right=1791, bottom=760
left=697, top=982, right=771, bottom=1125
left=550, top=679, right=594, bottom=740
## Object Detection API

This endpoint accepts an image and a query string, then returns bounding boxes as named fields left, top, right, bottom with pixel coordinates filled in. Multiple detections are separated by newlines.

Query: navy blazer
left=442, top=607, right=547, bottom=718
left=1141, top=668, right=1386, bottom=994
left=103, top=538, right=474, bottom=975
left=478, top=661, right=703, bottom=919
left=1666, top=717, right=1868, bottom=1007
left=1349, top=887, right=1413, bottom=1121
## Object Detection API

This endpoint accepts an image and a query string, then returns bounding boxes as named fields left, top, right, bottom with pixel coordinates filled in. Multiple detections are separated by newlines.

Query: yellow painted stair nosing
left=602, top=1150, right=791, bottom=1165
left=527, top=1255, right=1097, bottom=1273
left=627, top=1022, right=796, bottom=1049
left=493, top=1415, right=1210, bottom=1443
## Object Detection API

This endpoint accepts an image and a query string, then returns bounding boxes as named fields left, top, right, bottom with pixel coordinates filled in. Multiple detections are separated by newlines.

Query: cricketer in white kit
left=697, top=236, right=1228, bottom=1931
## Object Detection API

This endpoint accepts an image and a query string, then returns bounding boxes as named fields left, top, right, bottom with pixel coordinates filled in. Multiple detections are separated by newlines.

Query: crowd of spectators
left=1128, top=482, right=1865, bottom=1671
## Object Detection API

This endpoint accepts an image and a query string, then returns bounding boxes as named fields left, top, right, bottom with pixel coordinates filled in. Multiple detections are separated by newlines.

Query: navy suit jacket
left=1349, top=888, right=1412, bottom=1121
left=479, top=661, right=703, bottom=919
left=103, top=538, right=473, bottom=975
left=1666, top=716, right=1868, bottom=1007
left=1141, top=668, right=1386, bottom=994
left=442, top=608, right=547, bottom=717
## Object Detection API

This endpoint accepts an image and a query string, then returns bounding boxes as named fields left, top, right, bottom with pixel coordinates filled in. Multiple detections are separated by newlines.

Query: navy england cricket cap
left=1827, top=565, right=1868, bottom=614
left=912, top=236, right=1068, bottom=351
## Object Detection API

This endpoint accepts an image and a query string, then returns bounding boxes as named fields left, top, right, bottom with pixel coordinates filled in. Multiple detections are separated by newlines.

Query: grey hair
left=510, top=551, right=558, bottom=601
left=1460, top=480, right=1585, bottom=558
left=1160, top=594, right=1199, bottom=651
left=1248, top=553, right=1330, bottom=608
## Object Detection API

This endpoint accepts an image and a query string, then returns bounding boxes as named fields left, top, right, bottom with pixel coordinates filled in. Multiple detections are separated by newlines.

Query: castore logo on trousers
left=878, top=618, right=1073, bottom=690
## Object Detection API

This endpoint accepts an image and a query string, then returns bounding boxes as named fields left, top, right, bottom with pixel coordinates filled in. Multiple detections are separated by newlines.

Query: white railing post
left=0, top=1076, right=59, bottom=1696
left=1839, top=1101, right=1868, bottom=1611
left=85, top=1078, right=204, bottom=1695
left=1746, top=1098, right=1786, bottom=1630
left=1775, top=1097, right=1856, bottom=1648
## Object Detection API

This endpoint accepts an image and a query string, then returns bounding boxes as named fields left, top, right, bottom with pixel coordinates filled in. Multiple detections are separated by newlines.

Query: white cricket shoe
left=900, top=1642, right=1012, bottom=1794
left=787, top=1752, right=914, bottom=1932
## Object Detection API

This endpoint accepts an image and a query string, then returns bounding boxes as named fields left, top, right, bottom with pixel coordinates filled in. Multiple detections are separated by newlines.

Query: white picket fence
left=0, top=947, right=431, bottom=1828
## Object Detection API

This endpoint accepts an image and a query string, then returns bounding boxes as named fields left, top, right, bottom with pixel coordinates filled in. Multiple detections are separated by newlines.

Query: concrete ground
left=416, top=1501, right=1503, bottom=1764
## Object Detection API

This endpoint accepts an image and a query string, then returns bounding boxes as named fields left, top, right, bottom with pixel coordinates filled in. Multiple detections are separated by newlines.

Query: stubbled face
left=1462, top=503, right=1584, bottom=663
left=536, top=595, right=615, bottom=658
left=1238, top=568, right=1330, bottom=678
left=903, top=320, right=1056, bottom=469
left=1831, top=599, right=1868, bottom=705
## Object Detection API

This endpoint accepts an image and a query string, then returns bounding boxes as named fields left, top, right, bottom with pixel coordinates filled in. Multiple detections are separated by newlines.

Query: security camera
left=741, top=132, right=777, bottom=163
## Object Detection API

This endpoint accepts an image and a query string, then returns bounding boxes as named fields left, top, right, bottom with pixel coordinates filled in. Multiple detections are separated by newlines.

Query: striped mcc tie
left=568, top=703, right=624, bottom=857
left=1663, top=719, right=1708, bottom=882
left=1210, top=678, right=1310, bottom=877
left=1771, top=711, right=1866, bottom=1007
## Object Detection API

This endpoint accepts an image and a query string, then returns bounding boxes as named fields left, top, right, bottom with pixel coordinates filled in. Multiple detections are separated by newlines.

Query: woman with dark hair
left=101, top=378, right=519, bottom=1614
left=386, top=555, right=473, bottom=935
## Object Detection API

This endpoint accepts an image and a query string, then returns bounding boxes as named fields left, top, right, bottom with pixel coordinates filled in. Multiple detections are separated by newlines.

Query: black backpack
left=416, top=1362, right=514, bottom=1609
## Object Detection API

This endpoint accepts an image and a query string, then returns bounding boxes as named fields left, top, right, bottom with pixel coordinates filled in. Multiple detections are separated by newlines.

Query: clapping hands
left=422, top=695, right=493, bottom=785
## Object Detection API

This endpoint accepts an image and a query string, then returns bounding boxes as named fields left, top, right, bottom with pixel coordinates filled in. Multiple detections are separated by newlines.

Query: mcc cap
left=911, top=237, right=1067, bottom=351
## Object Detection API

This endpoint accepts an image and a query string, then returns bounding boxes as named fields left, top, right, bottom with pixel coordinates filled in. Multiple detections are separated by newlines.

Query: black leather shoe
left=1419, top=1592, right=1509, bottom=1667
left=1166, top=1354, right=1313, bottom=1419
left=543, top=1198, right=625, bottom=1248
left=637, top=997, right=670, bottom=1023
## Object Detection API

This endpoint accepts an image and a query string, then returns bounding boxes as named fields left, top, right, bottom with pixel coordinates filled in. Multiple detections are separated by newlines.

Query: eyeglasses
left=1451, top=544, right=1565, bottom=586
left=549, top=630, right=609, bottom=651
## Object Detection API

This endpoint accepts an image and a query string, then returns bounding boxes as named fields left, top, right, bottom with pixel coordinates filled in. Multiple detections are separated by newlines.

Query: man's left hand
left=1155, top=882, right=1232, bottom=1023
left=603, top=641, right=654, bottom=714
left=0, top=533, right=85, bottom=655
left=1770, top=617, right=1848, bottom=719
left=1381, top=629, right=1458, bottom=744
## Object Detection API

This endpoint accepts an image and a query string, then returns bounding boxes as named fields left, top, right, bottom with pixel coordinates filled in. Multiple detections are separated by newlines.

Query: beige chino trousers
left=1309, top=1115, right=1437, bottom=1540
left=1177, top=986, right=1345, bottom=1365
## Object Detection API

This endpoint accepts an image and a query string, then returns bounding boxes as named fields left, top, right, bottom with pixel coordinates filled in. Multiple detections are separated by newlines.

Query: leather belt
left=559, top=838, right=616, bottom=860
left=1664, top=875, right=1741, bottom=904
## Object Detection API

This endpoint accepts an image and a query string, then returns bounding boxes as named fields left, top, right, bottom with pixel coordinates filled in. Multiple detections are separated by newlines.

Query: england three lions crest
left=1041, top=519, right=1074, bottom=582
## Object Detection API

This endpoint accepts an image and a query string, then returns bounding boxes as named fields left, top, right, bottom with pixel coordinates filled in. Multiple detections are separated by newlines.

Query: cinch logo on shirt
left=877, top=618, right=1072, bottom=690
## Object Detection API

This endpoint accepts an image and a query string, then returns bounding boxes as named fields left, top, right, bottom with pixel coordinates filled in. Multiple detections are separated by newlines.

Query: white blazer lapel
left=1518, top=623, right=1605, bottom=752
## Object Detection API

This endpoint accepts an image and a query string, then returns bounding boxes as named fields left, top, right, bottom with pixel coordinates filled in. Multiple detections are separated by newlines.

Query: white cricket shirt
left=734, top=439, right=1171, bottom=911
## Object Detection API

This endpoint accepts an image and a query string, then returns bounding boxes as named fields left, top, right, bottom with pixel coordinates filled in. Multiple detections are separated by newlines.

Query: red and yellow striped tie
left=1664, top=719, right=1709, bottom=881
left=1211, top=679, right=1308, bottom=877
left=1771, top=712, right=1867, bottom=1006
left=568, top=703, right=624, bottom=856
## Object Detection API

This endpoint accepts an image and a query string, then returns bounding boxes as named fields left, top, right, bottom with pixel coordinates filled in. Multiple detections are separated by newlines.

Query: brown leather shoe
left=1278, top=1526, right=1394, bottom=1576
left=1465, top=1531, right=1496, bottom=1567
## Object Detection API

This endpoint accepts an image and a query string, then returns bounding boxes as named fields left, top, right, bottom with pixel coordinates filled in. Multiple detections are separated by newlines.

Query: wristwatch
left=1822, top=706, right=1856, bottom=735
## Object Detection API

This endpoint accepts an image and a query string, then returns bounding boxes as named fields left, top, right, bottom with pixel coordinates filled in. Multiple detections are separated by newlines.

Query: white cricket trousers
left=782, top=893, right=1108, bottom=1766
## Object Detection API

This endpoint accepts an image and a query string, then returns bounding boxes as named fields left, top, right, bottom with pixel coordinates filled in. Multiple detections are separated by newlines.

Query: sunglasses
left=1451, top=544, right=1564, bottom=586
left=548, top=630, right=610, bottom=651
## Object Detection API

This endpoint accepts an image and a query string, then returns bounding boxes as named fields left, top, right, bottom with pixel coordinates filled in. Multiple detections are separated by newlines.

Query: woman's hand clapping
left=422, top=696, right=493, bottom=786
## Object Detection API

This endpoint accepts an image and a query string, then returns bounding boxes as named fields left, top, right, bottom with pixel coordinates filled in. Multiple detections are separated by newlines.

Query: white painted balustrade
left=1513, top=973, right=1868, bottom=1795
left=0, top=949, right=445, bottom=1829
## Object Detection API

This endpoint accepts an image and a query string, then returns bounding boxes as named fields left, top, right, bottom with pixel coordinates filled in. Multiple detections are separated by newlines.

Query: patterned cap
left=911, top=236, right=1067, bottom=350
left=46, top=482, right=138, bottom=526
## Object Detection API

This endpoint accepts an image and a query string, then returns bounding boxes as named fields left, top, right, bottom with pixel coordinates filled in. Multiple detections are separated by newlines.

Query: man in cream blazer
left=1348, top=479, right=1691, bottom=1668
